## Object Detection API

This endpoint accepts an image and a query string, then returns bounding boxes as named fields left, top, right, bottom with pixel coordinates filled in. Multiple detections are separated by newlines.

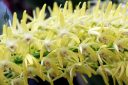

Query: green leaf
left=13, top=56, right=23, bottom=64
left=69, top=47, right=78, bottom=53
left=43, top=51, right=50, bottom=57
left=32, top=51, right=40, bottom=59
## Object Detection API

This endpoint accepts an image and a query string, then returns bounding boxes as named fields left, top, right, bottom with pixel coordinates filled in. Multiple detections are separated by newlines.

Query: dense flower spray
left=0, top=0, right=128, bottom=85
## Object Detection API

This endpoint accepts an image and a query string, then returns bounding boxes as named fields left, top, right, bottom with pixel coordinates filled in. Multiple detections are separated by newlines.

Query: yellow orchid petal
left=80, top=2, right=86, bottom=16
left=59, top=11, right=65, bottom=27
left=52, top=2, right=59, bottom=16
left=38, top=4, right=46, bottom=20
left=12, top=12, right=17, bottom=29
left=25, top=54, right=34, bottom=65
left=105, top=1, right=112, bottom=17
left=68, top=1, right=73, bottom=13
left=126, top=63, right=128, bottom=77
left=36, top=7, right=40, bottom=18
left=22, top=10, right=27, bottom=23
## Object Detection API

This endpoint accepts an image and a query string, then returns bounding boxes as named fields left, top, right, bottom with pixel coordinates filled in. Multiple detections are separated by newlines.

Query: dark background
left=3, top=0, right=120, bottom=19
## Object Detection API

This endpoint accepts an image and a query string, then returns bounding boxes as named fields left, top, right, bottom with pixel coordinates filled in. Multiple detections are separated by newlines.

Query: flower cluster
left=0, top=1, right=128, bottom=85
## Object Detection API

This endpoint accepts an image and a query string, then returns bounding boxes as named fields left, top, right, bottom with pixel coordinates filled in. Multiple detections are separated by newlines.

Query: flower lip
left=60, top=48, right=68, bottom=57
left=44, top=39, right=52, bottom=51
left=24, top=33, right=33, bottom=42
left=6, top=39, right=17, bottom=51
left=58, top=29, right=69, bottom=37
left=27, top=66, right=35, bottom=76
left=0, top=60, right=9, bottom=69
left=42, top=59, right=51, bottom=70
left=11, top=78, right=23, bottom=85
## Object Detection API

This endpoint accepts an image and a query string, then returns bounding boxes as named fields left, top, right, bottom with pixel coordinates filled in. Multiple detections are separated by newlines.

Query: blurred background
left=2, top=0, right=126, bottom=19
